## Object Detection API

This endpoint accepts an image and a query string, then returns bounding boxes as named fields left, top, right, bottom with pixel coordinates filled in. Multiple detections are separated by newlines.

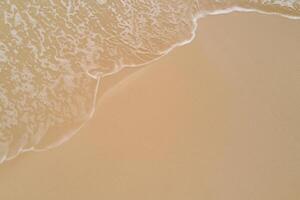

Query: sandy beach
left=0, top=12, right=299, bottom=200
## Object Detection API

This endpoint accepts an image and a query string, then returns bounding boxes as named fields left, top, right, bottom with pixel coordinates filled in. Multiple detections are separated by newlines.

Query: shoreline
left=0, top=12, right=299, bottom=200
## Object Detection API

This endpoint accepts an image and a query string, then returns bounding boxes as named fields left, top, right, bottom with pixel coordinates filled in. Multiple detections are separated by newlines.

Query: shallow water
left=0, top=0, right=299, bottom=163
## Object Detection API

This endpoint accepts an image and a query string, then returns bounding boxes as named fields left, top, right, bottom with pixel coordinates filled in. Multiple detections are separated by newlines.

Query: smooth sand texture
left=0, top=12, right=299, bottom=200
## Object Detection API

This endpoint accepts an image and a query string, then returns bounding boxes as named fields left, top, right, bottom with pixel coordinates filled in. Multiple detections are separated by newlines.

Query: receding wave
left=0, top=0, right=299, bottom=163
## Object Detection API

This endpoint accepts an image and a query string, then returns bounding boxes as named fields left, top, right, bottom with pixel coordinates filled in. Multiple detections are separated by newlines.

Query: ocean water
left=0, top=0, right=299, bottom=163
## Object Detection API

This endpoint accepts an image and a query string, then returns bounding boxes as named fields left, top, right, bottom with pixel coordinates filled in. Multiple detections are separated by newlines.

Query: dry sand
left=0, top=12, right=299, bottom=200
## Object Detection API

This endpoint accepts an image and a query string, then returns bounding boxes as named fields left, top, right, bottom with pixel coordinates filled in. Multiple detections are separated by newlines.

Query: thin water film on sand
left=0, top=0, right=299, bottom=163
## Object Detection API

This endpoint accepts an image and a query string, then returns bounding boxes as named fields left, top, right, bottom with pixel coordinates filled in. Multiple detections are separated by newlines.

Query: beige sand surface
left=0, top=12, right=299, bottom=200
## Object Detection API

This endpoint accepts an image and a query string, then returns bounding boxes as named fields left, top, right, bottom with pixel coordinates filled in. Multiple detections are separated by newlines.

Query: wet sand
left=0, top=12, right=299, bottom=200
